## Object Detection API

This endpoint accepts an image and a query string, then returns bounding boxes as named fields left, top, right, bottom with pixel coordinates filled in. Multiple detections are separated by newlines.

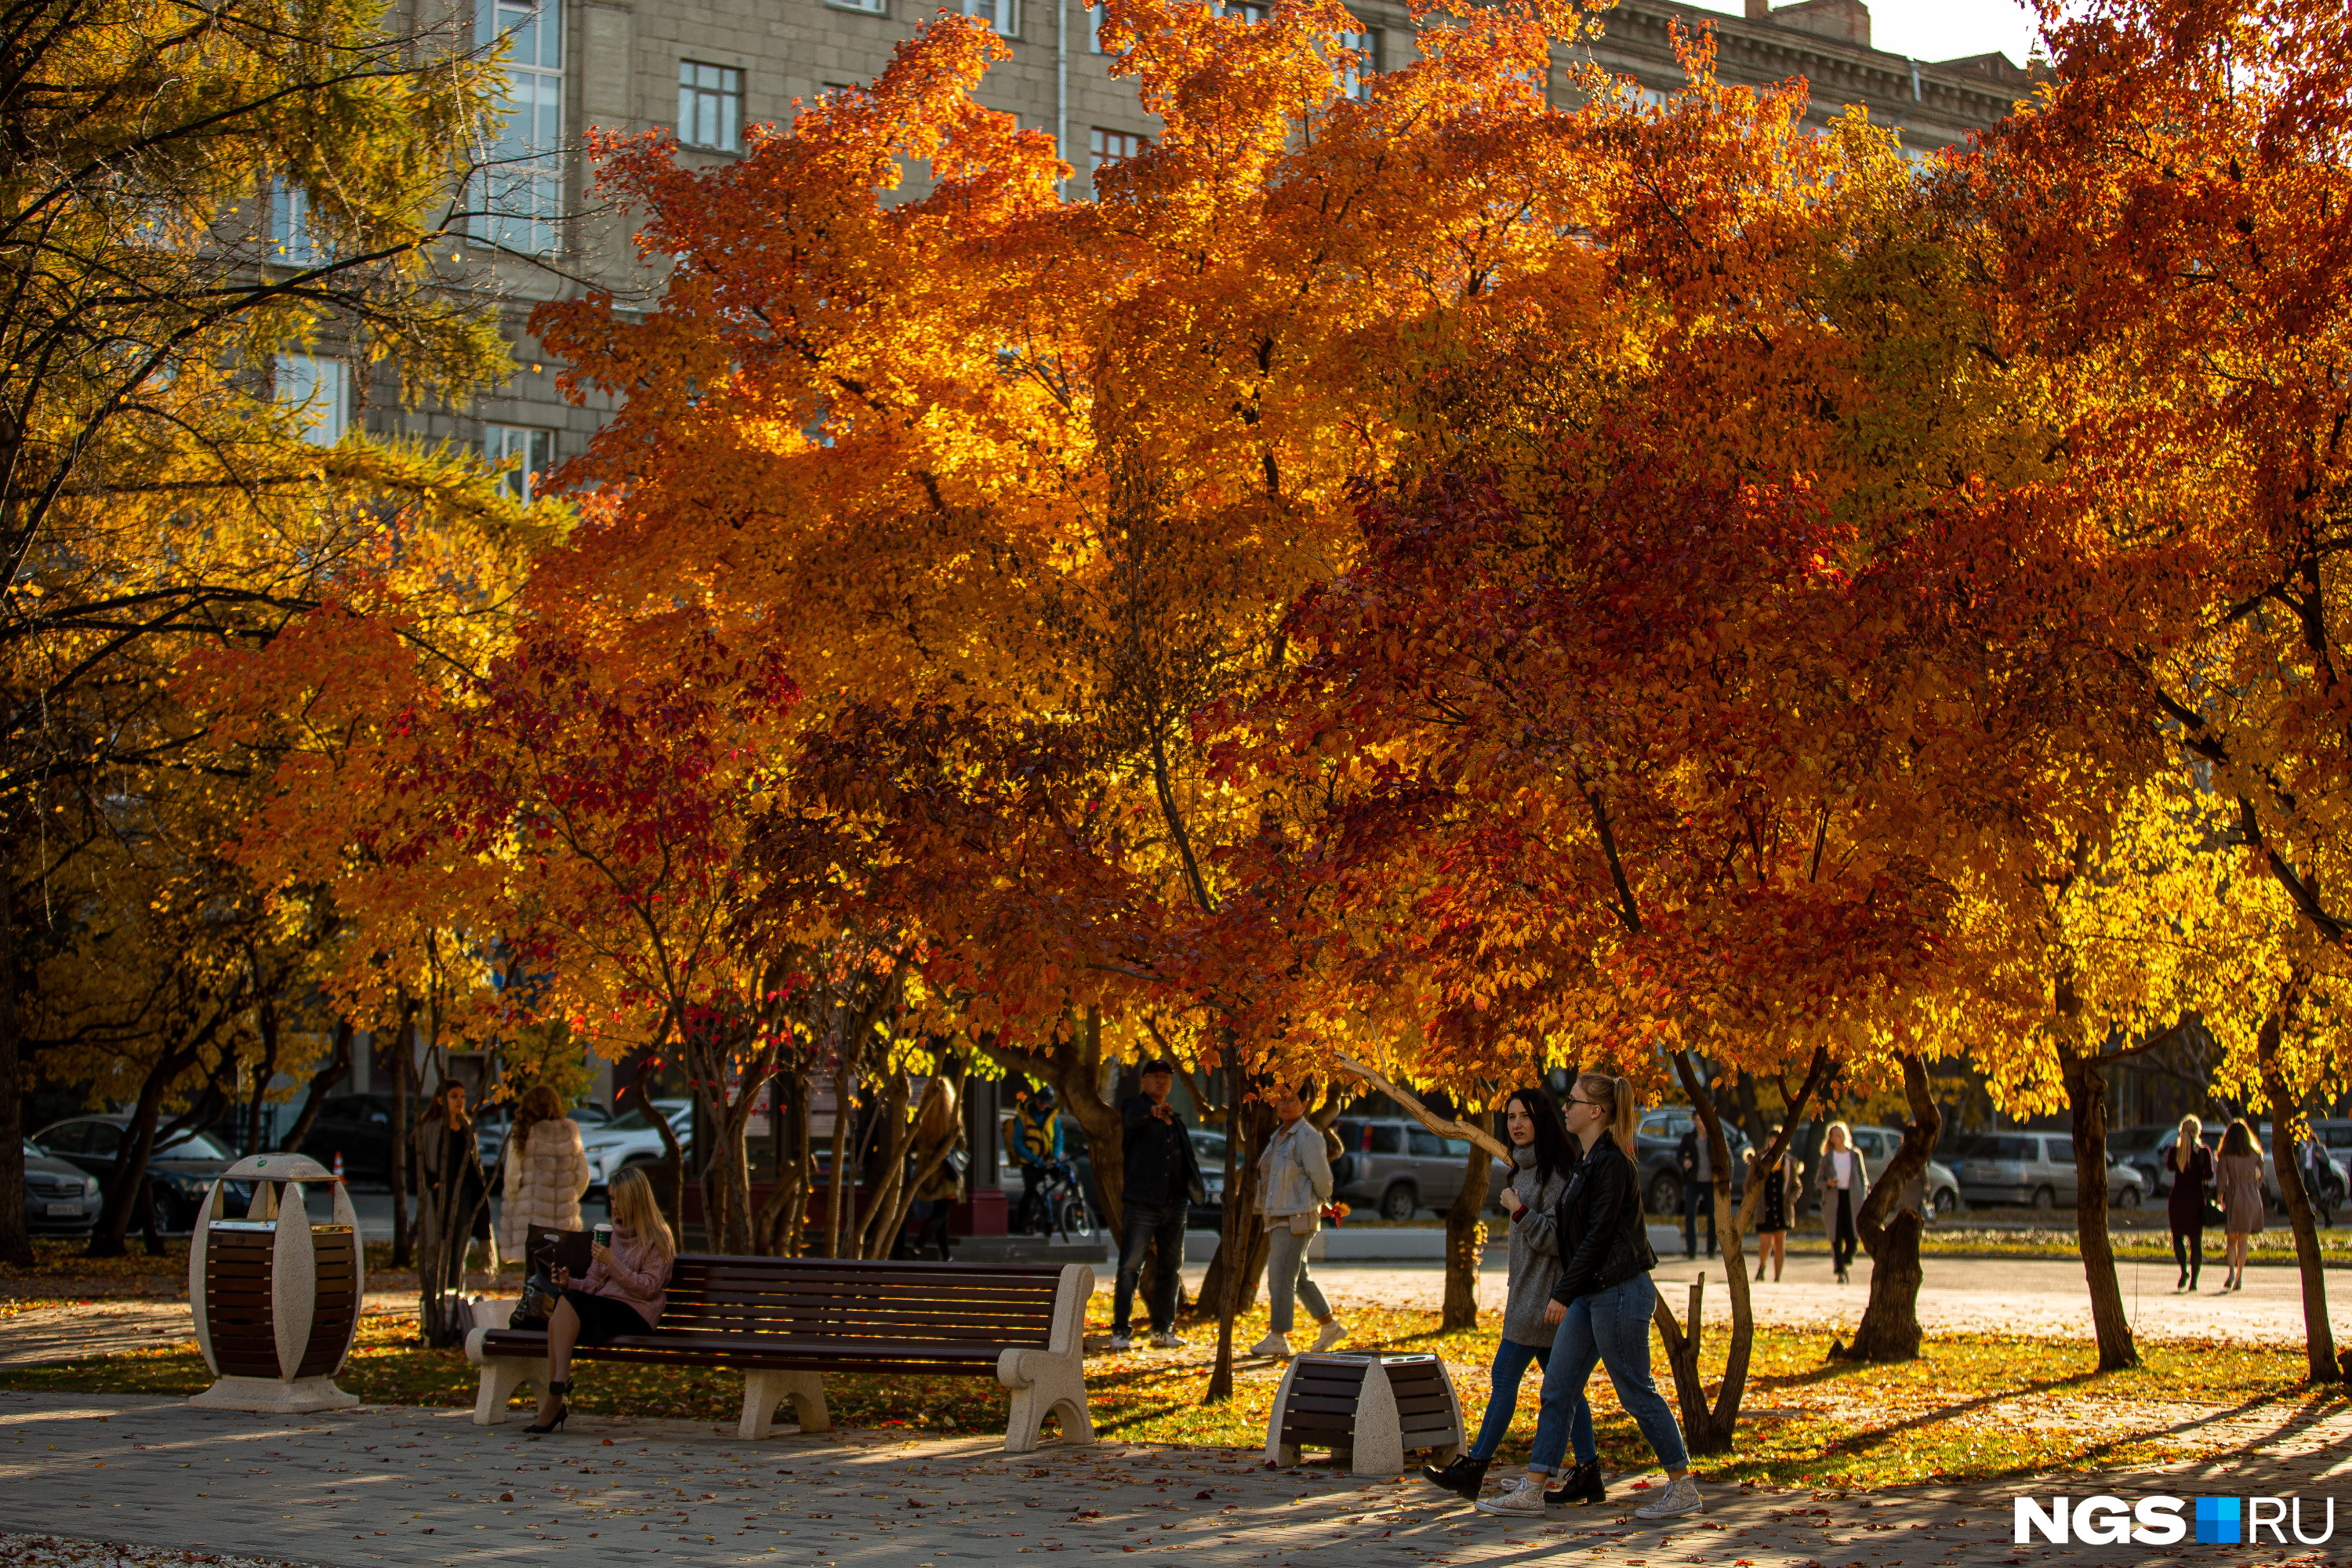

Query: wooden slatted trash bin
left=187, top=1153, right=364, bottom=1414
left=1265, top=1352, right=1465, bottom=1475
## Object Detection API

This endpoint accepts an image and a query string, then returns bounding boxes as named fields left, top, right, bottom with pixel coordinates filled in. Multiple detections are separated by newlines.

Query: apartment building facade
left=317, top=0, right=2032, bottom=492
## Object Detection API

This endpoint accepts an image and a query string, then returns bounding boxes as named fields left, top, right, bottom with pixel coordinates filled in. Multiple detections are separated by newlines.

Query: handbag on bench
left=510, top=1224, right=592, bottom=1329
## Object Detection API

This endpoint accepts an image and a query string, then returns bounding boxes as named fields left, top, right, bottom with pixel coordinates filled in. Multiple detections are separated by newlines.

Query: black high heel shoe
left=1421, top=1453, right=1490, bottom=1499
left=525, top=1379, right=571, bottom=1435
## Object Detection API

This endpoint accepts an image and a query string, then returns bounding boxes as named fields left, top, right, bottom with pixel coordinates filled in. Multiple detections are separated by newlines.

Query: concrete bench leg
left=739, top=1370, right=829, bottom=1440
left=464, top=1328, right=546, bottom=1426
left=998, top=1348, right=1094, bottom=1454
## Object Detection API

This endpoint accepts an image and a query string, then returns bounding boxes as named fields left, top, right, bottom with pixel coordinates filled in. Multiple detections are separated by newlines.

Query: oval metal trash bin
left=187, top=1152, right=364, bottom=1413
left=1265, top=1352, right=1465, bottom=1475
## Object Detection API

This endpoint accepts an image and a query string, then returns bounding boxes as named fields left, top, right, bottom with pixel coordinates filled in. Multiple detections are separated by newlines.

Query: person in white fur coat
left=496, top=1084, right=591, bottom=1256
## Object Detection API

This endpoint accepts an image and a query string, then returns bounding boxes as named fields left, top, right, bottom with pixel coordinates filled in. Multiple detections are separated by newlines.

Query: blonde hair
left=1573, top=1072, right=1641, bottom=1149
left=1825, top=1121, right=1852, bottom=1152
left=606, top=1165, right=676, bottom=1260
left=2173, top=1114, right=2203, bottom=1172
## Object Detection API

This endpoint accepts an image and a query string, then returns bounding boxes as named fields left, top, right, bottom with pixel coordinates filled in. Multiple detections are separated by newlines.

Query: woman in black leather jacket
left=1475, top=1072, right=1702, bottom=1523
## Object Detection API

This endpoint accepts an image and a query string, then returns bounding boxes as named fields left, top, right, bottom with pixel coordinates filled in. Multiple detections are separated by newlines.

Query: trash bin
left=187, top=1152, right=363, bottom=1413
left=1265, top=1352, right=1465, bottom=1475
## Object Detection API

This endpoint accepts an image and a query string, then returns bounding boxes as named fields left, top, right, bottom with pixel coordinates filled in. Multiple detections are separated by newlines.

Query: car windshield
left=2104, top=1127, right=2165, bottom=1156
left=154, top=1128, right=231, bottom=1159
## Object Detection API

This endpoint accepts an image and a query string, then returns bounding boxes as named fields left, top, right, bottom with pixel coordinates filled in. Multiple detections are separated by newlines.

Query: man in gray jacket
left=1251, top=1083, right=1347, bottom=1358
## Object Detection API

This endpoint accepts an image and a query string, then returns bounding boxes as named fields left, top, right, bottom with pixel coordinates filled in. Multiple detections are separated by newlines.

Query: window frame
left=276, top=354, right=350, bottom=446
left=472, top=0, right=567, bottom=255
left=483, top=422, right=557, bottom=502
left=677, top=60, right=746, bottom=151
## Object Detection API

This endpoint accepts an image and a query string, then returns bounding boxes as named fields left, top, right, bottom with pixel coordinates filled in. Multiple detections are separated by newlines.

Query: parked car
left=580, top=1100, right=693, bottom=1192
left=31, top=1116, right=252, bottom=1232
left=295, top=1092, right=398, bottom=1183
left=1836, top=1125, right=1963, bottom=1217
left=1945, top=1131, right=2148, bottom=1210
left=476, top=1100, right=614, bottom=1170
left=1632, top=1109, right=1751, bottom=1218
left=2256, top=1122, right=2351, bottom=1213
left=23, top=1140, right=100, bottom=1235
left=1330, top=1116, right=1510, bottom=1221
left=1189, top=1127, right=1229, bottom=1229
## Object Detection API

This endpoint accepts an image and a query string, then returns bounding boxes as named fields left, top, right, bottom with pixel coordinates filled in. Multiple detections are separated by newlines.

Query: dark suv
left=296, top=1093, right=400, bottom=1183
left=1632, top=1109, right=1752, bottom=1217
left=1331, top=1117, right=1509, bottom=1221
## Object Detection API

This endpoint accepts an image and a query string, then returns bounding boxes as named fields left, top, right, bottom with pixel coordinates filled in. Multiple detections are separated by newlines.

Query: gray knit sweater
left=1501, top=1144, right=1571, bottom=1346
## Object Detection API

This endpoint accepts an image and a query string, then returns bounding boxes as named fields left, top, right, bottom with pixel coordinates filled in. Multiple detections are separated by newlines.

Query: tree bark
left=2255, top=1002, right=2338, bottom=1383
left=1441, top=1131, right=1490, bottom=1332
left=1653, top=1045, right=1833, bottom=1454
left=1204, top=1075, right=1266, bottom=1404
left=242, top=1000, right=281, bottom=1155
left=387, top=1003, right=415, bottom=1268
left=1833, top=1051, right=1940, bottom=1362
left=88, top=1044, right=200, bottom=1257
left=2056, top=1036, right=2139, bottom=1371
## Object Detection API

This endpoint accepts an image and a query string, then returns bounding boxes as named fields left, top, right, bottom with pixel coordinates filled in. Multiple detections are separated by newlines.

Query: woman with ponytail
left=1476, top=1073, right=1701, bottom=1523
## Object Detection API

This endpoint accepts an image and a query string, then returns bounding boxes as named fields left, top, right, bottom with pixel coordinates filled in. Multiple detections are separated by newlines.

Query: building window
left=1223, top=0, right=1269, bottom=20
left=1337, top=28, right=1377, bottom=99
left=828, top=0, right=884, bottom=13
left=1087, top=2, right=1104, bottom=52
left=484, top=423, right=556, bottom=500
left=474, top=0, right=565, bottom=254
left=276, top=355, right=348, bottom=446
left=1090, top=127, right=1145, bottom=187
left=678, top=61, right=744, bottom=151
left=270, top=182, right=327, bottom=267
left=962, top=0, right=1015, bottom=32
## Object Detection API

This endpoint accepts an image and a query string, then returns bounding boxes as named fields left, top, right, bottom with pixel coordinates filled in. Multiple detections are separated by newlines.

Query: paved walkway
left=9, top=1391, right=2352, bottom=1568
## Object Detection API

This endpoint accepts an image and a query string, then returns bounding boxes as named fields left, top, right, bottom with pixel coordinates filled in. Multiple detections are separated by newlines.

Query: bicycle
left=1014, top=1159, right=1095, bottom=1241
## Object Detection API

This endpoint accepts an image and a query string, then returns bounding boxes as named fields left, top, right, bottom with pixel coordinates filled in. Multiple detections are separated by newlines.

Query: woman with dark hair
left=415, top=1080, right=492, bottom=1294
left=1480, top=1073, right=1699, bottom=1522
left=1748, top=1127, right=1802, bottom=1283
left=2165, top=1114, right=2214, bottom=1292
left=1423, top=1085, right=1600, bottom=1504
left=2216, top=1119, right=2265, bottom=1292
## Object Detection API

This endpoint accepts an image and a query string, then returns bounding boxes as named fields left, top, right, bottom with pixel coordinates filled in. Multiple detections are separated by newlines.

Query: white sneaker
left=1474, top=1476, right=1546, bottom=1517
left=1149, top=1330, right=1189, bottom=1349
left=1249, top=1332, right=1290, bottom=1357
left=1633, top=1475, right=1704, bottom=1520
left=1311, top=1319, right=1347, bottom=1352
left=1108, top=1331, right=1134, bottom=1351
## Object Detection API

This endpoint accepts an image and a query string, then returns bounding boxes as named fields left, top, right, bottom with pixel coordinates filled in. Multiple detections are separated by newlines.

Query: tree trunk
left=388, top=1004, right=415, bottom=1268
left=625, top=1074, right=686, bottom=1238
left=1834, top=1051, right=1941, bottom=1363
left=242, top=1001, right=281, bottom=1155
left=1442, top=1131, right=1490, bottom=1332
left=755, top=1066, right=813, bottom=1257
left=2057, top=1037, right=2138, bottom=1371
left=88, top=1046, right=195, bottom=1257
left=1205, top=1073, right=1265, bottom=1405
left=281, top=1019, right=354, bottom=1156
left=1653, top=1045, right=1833, bottom=1454
left=2256, top=1004, right=2338, bottom=1383
left=0, top=878, right=31, bottom=1265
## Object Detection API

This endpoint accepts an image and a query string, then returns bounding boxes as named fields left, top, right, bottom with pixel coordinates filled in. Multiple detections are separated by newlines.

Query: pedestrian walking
left=2299, top=1133, right=2337, bottom=1228
left=1748, top=1129, right=1802, bottom=1283
left=1477, top=1072, right=1702, bottom=1523
left=2165, top=1114, right=2214, bottom=1292
left=527, top=1164, right=676, bottom=1434
left=1819, top=1122, right=1868, bottom=1284
left=1251, top=1082, right=1346, bottom=1358
left=1676, top=1121, right=1716, bottom=1260
left=1004, top=1085, right=1062, bottom=1235
left=2216, top=1119, right=2265, bottom=1292
left=1110, top=1058, right=1205, bottom=1351
left=494, top=1085, right=591, bottom=1259
left=1422, top=1084, right=1600, bottom=1505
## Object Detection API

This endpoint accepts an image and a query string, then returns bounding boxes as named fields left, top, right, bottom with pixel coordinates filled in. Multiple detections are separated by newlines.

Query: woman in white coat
left=495, top=1085, right=592, bottom=1258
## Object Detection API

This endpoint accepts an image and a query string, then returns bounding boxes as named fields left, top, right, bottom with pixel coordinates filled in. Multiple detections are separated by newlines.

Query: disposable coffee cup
left=593, top=1223, right=612, bottom=1250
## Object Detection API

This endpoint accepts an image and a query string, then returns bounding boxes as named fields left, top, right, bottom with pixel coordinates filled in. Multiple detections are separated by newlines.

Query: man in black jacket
left=1676, top=1124, right=1716, bottom=1260
left=1111, top=1059, right=1204, bottom=1351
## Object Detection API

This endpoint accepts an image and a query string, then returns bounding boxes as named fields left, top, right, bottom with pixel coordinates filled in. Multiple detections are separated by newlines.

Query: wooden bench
left=463, top=1256, right=1094, bottom=1453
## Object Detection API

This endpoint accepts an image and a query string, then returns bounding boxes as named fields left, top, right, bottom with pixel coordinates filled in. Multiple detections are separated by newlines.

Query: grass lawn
left=0, top=1295, right=2334, bottom=1491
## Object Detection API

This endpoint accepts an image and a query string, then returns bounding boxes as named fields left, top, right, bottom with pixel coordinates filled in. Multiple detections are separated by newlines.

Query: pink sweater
left=581, top=1229, right=673, bottom=1327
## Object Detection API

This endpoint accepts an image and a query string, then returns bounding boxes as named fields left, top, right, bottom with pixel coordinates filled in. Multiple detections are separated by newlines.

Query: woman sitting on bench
left=529, top=1165, right=675, bottom=1434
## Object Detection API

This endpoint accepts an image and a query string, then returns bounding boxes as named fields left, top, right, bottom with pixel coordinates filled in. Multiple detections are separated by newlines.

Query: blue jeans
left=1112, top=1198, right=1189, bottom=1334
left=1530, top=1273, right=1690, bottom=1475
left=1468, top=1337, right=1595, bottom=1464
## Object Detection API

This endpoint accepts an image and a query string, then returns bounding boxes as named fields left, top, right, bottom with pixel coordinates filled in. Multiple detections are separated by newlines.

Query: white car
left=581, top=1100, right=693, bottom=1192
